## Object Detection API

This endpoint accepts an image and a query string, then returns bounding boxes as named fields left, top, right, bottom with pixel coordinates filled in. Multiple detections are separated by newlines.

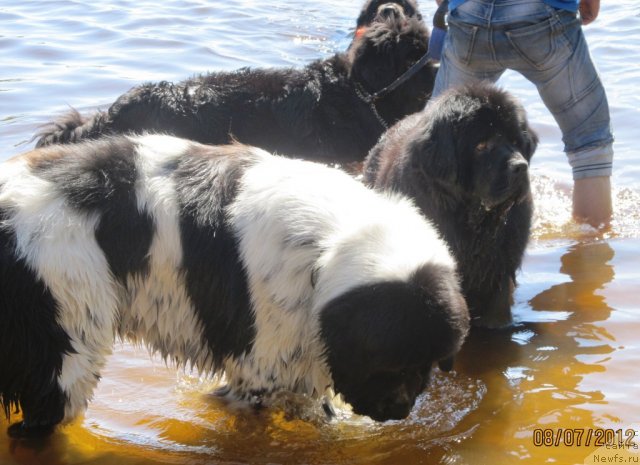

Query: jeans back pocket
left=505, top=15, right=571, bottom=70
left=448, top=19, right=479, bottom=66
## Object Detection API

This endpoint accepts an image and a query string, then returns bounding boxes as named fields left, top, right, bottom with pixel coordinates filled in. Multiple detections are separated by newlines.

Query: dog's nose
left=373, top=387, right=415, bottom=420
left=509, top=155, right=528, bottom=176
left=377, top=3, right=403, bottom=20
left=378, top=398, right=412, bottom=420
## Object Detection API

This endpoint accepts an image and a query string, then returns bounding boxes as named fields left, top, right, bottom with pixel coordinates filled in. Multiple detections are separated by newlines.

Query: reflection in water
left=529, top=241, right=615, bottom=322
left=441, top=241, right=622, bottom=464
left=516, top=242, right=620, bottom=462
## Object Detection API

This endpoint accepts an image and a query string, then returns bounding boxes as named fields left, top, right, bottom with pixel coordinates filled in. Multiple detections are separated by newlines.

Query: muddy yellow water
left=2, top=192, right=639, bottom=465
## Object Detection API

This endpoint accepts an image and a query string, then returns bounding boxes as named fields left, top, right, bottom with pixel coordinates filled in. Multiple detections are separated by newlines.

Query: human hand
left=579, top=0, right=600, bottom=25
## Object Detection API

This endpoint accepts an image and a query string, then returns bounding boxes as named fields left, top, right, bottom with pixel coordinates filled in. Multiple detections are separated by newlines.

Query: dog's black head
left=356, top=0, right=422, bottom=28
left=349, top=16, right=429, bottom=94
left=320, top=264, right=469, bottom=421
left=348, top=16, right=434, bottom=124
left=412, top=83, right=538, bottom=210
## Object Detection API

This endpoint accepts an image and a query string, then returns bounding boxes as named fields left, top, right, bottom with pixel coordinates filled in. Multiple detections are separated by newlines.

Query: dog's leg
left=7, top=385, right=67, bottom=438
left=16, top=214, right=119, bottom=434
left=2, top=320, right=70, bottom=439
left=0, top=272, right=85, bottom=438
left=6, top=335, right=115, bottom=438
left=1, top=219, right=76, bottom=437
left=474, top=273, right=514, bottom=329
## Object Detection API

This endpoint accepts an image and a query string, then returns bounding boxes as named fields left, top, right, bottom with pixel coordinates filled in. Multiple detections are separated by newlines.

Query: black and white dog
left=0, top=135, right=469, bottom=437
left=35, top=8, right=435, bottom=165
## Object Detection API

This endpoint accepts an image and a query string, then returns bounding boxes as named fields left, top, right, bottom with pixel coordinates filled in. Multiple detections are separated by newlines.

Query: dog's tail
left=35, top=109, right=109, bottom=147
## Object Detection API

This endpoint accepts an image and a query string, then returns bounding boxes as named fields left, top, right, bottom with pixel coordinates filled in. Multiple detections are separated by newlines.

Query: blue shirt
left=448, top=0, right=579, bottom=13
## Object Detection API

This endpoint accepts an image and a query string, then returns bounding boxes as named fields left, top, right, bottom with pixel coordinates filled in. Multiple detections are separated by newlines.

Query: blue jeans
left=433, top=0, right=614, bottom=179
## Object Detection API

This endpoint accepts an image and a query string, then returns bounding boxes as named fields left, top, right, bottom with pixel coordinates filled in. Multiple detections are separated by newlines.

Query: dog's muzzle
left=376, top=3, right=405, bottom=21
left=508, top=154, right=528, bottom=182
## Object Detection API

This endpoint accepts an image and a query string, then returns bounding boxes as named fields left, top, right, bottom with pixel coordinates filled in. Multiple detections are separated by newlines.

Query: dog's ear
left=511, top=101, right=538, bottom=162
left=409, top=116, right=459, bottom=184
left=321, top=266, right=469, bottom=383
left=320, top=282, right=433, bottom=378
left=520, top=123, right=539, bottom=162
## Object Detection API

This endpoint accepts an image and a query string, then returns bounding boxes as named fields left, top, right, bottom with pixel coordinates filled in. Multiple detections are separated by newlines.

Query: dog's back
left=35, top=12, right=434, bottom=164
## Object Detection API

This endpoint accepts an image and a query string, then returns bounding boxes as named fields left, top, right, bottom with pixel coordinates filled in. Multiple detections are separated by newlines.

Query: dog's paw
left=7, top=421, right=55, bottom=438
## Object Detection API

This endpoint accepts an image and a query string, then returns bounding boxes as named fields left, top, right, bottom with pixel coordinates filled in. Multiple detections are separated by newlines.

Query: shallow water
left=1, top=1, right=639, bottom=464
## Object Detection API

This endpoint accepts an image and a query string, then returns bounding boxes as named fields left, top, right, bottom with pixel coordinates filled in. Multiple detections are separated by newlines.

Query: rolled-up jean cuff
left=567, top=143, right=614, bottom=180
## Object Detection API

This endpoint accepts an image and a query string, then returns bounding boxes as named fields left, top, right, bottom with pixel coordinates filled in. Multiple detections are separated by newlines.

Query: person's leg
left=432, top=0, right=505, bottom=98
left=573, top=176, right=612, bottom=227
left=512, top=8, right=613, bottom=226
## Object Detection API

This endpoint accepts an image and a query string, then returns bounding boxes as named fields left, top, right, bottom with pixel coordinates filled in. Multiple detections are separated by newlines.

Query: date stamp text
left=533, top=428, right=638, bottom=449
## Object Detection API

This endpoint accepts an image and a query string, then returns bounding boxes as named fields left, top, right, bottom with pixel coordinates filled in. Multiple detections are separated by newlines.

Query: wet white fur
left=0, top=135, right=457, bottom=421
left=226, top=149, right=456, bottom=399
left=120, top=136, right=213, bottom=371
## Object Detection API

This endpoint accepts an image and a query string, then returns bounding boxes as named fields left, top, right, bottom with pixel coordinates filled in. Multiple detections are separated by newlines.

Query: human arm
left=579, top=0, right=600, bottom=25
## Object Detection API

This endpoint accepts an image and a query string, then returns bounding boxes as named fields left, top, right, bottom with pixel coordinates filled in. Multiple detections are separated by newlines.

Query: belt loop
left=551, top=5, right=561, bottom=24
left=487, top=0, right=495, bottom=24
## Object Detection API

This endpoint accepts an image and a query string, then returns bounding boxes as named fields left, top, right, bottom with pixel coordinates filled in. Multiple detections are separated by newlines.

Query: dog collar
left=370, top=51, right=433, bottom=101
left=353, top=81, right=388, bottom=130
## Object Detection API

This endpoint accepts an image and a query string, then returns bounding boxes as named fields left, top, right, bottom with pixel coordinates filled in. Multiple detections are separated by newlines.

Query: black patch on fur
left=173, top=146, right=256, bottom=367
left=364, top=83, right=538, bottom=328
left=320, top=264, right=468, bottom=421
left=0, top=207, right=72, bottom=435
left=31, top=138, right=154, bottom=283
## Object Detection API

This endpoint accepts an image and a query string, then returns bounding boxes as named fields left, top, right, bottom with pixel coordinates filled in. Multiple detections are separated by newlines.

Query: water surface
left=1, top=1, right=639, bottom=464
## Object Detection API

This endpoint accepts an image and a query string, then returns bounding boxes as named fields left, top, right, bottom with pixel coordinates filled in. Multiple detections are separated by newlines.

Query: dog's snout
left=374, top=397, right=412, bottom=421
left=377, top=3, right=403, bottom=20
left=371, top=385, right=415, bottom=421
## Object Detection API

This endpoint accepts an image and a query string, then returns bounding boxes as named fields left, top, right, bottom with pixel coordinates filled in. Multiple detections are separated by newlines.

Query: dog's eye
left=475, top=141, right=488, bottom=152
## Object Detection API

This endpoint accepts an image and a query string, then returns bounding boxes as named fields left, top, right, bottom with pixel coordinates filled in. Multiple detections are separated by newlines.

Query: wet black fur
left=36, top=16, right=435, bottom=164
left=364, top=84, right=538, bottom=328
left=0, top=208, right=72, bottom=438
left=321, top=263, right=468, bottom=421
left=173, top=149, right=256, bottom=366
left=31, top=138, right=154, bottom=283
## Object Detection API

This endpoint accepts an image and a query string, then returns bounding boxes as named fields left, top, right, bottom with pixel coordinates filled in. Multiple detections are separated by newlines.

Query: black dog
left=36, top=13, right=435, bottom=165
left=364, top=84, right=538, bottom=328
